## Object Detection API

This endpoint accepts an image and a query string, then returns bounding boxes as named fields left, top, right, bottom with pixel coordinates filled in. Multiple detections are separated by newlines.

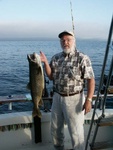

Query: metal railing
left=85, top=16, right=113, bottom=150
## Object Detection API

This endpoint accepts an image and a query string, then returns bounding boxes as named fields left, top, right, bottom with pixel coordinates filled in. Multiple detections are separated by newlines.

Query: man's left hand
left=82, top=100, right=92, bottom=114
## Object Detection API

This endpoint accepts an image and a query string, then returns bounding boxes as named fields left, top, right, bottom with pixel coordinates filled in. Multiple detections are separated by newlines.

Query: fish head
left=27, top=52, right=41, bottom=67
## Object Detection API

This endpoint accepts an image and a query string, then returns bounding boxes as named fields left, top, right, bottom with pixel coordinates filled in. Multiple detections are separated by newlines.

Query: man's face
left=60, top=35, right=75, bottom=54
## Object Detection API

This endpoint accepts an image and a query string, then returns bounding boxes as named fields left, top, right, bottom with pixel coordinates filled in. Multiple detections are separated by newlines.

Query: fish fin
left=36, top=67, right=41, bottom=75
left=39, top=98, right=43, bottom=106
left=32, top=107, right=42, bottom=118
left=26, top=82, right=31, bottom=90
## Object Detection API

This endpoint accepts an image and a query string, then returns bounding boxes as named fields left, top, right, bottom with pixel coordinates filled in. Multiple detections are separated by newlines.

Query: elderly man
left=40, top=31, right=95, bottom=150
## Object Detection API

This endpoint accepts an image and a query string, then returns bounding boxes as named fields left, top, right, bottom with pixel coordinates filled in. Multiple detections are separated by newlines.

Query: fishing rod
left=70, top=0, right=75, bottom=36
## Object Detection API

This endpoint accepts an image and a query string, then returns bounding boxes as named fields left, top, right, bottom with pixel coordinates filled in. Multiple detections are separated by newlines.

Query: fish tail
left=32, top=107, right=42, bottom=118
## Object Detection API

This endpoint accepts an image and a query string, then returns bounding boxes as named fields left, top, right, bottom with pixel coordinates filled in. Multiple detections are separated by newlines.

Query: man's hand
left=82, top=100, right=92, bottom=114
left=40, top=51, right=48, bottom=64
left=40, top=51, right=52, bottom=80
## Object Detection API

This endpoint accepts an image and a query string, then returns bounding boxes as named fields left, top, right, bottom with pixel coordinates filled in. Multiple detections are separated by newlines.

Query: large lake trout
left=27, top=52, right=44, bottom=118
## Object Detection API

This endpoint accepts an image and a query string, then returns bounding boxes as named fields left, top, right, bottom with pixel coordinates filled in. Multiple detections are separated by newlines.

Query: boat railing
left=85, top=16, right=113, bottom=150
left=0, top=93, right=113, bottom=111
left=0, top=94, right=52, bottom=111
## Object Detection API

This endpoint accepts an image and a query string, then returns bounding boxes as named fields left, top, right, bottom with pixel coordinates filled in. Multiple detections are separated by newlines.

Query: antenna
left=70, top=0, right=75, bottom=36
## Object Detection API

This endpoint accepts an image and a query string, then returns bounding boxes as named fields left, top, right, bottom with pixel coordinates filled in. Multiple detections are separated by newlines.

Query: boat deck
left=0, top=94, right=113, bottom=150
left=15, top=142, right=72, bottom=150
left=1, top=110, right=113, bottom=150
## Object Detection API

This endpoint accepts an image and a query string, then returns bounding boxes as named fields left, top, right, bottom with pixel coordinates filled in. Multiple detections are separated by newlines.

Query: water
left=0, top=38, right=112, bottom=113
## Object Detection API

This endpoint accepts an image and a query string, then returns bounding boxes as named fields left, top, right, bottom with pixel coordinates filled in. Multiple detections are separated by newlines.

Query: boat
left=0, top=11, right=113, bottom=150
left=0, top=93, right=113, bottom=150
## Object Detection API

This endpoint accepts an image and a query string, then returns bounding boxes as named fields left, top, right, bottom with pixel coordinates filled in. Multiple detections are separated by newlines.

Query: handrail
left=85, top=16, right=113, bottom=150
left=0, top=93, right=113, bottom=112
left=0, top=94, right=113, bottom=103
left=0, top=94, right=52, bottom=110
left=0, top=95, right=52, bottom=103
left=102, top=56, right=113, bottom=115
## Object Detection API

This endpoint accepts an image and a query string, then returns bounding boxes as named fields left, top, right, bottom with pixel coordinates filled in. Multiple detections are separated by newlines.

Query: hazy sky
left=0, top=0, right=113, bottom=39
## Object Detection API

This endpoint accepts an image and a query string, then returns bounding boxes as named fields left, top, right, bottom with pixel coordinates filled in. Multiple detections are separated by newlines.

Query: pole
left=34, top=116, right=42, bottom=143
left=70, top=0, right=75, bottom=35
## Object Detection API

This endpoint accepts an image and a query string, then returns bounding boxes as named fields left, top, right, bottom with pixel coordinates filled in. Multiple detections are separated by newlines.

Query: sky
left=0, top=0, right=113, bottom=39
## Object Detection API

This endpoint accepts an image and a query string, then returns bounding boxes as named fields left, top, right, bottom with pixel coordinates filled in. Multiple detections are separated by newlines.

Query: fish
left=27, top=52, right=44, bottom=118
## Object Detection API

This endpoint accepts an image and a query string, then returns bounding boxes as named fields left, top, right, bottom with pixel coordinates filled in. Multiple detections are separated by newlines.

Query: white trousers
left=51, top=92, right=85, bottom=150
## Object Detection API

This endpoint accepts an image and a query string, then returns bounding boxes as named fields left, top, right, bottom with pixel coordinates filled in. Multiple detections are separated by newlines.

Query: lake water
left=0, top=38, right=112, bottom=113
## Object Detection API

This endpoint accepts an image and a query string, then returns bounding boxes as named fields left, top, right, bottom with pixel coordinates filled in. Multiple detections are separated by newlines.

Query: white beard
left=63, top=44, right=75, bottom=54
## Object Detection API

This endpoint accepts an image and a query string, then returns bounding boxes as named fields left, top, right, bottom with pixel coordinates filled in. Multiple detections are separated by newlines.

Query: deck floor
left=16, top=141, right=73, bottom=150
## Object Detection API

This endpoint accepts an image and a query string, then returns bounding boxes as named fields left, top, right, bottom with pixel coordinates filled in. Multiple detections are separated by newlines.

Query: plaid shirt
left=50, top=50, right=94, bottom=94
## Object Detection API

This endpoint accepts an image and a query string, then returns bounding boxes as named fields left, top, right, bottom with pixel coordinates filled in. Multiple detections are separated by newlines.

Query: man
left=40, top=31, right=95, bottom=150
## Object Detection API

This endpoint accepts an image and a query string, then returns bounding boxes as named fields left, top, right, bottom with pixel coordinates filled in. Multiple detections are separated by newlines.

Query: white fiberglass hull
left=0, top=109, right=113, bottom=150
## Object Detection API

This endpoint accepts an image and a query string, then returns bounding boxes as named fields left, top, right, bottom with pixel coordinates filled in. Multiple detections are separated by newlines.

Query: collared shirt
left=50, top=50, right=94, bottom=94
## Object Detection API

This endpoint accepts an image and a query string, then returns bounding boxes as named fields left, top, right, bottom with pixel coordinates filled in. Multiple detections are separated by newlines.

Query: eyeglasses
left=60, top=38, right=74, bottom=43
